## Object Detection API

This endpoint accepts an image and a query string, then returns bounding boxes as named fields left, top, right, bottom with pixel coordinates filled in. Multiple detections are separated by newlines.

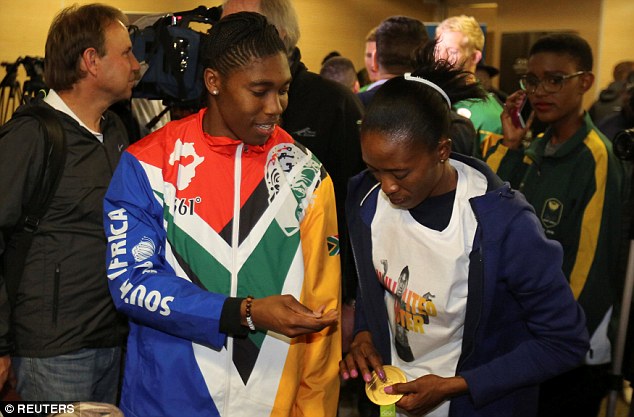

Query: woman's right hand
left=246, top=294, right=338, bottom=338
left=339, top=331, right=385, bottom=383
left=500, top=90, right=534, bottom=150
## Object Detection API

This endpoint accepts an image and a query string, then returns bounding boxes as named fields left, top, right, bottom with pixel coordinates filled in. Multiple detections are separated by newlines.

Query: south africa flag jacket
left=103, top=108, right=342, bottom=417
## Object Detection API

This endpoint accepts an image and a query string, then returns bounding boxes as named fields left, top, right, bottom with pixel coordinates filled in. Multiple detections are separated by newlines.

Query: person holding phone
left=485, top=33, right=623, bottom=417
left=508, top=94, right=528, bottom=129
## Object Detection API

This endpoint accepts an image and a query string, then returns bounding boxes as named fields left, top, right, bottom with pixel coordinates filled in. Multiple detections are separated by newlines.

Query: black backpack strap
left=4, top=106, right=66, bottom=307
left=20, top=106, right=66, bottom=230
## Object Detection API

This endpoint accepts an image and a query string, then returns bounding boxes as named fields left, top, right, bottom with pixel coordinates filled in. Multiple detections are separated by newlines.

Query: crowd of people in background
left=0, top=1, right=632, bottom=417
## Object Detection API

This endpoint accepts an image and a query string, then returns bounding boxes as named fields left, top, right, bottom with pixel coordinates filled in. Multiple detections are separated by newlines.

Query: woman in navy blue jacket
left=340, top=41, right=589, bottom=417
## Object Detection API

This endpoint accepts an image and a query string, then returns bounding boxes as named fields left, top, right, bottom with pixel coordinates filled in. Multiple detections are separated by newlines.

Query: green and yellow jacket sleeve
left=485, top=141, right=531, bottom=189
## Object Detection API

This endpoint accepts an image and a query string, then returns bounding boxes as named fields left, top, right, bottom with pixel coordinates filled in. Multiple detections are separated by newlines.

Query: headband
left=404, top=73, right=451, bottom=107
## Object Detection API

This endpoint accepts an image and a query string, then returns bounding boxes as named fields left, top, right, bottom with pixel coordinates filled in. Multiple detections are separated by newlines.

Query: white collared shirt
left=44, top=89, right=104, bottom=143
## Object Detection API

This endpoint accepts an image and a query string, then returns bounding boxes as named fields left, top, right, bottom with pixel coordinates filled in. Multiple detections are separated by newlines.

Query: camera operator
left=598, top=70, right=633, bottom=244
left=598, top=72, right=634, bottom=408
left=617, top=125, right=634, bottom=414
left=598, top=71, right=634, bottom=141
left=599, top=71, right=634, bottom=230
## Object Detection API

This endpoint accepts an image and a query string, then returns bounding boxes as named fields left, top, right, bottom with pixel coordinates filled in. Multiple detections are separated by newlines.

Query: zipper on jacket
left=456, top=210, right=484, bottom=371
left=52, top=263, right=61, bottom=325
left=99, top=115, right=124, bottom=175
left=224, top=143, right=244, bottom=415
left=230, top=144, right=242, bottom=296
left=102, top=145, right=115, bottom=174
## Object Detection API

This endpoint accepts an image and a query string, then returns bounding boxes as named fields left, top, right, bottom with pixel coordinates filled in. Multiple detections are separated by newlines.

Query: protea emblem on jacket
left=541, top=198, right=563, bottom=228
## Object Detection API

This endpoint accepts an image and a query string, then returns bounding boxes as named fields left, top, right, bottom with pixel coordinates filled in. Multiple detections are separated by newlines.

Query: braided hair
left=201, top=11, right=286, bottom=77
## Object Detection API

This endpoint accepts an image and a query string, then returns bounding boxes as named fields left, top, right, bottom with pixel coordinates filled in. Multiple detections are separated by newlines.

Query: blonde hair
left=365, top=26, right=377, bottom=43
left=436, top=15, right=484, bottom=55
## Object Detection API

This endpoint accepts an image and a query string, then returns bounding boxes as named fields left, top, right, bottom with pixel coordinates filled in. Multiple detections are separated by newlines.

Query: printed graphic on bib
left=377, top=260, right=437, bottom=362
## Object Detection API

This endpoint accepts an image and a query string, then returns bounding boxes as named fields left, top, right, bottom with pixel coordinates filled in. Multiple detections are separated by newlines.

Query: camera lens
left=613, top=128, right=634, bottom=161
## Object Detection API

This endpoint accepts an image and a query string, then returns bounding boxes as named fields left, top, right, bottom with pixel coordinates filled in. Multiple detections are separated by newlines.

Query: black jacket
left=0, top=99, right=128, bottom=357
left=283, top=48, right=365, bottom=206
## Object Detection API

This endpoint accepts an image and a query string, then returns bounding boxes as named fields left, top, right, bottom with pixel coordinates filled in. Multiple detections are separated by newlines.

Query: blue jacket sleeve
left=459, top=204, right=589, bottom=407
left=104, top=152, right=227, bottom=349
left=484, top=142, right=529, bottom=189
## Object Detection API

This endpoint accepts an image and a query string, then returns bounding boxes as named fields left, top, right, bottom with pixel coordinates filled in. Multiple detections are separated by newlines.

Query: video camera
left=130, top=6, right=221, bottom=108
left=614, top=128, right=634, bottom=161
left=613, top=73, right=634, bottom=162
left=1, top=56, right=46, bottom=102
left=1, top=56, right=45, bottom=88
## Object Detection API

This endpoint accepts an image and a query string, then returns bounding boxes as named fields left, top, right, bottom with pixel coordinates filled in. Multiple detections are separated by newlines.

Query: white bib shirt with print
left=371, top=160, right=487, bottom=417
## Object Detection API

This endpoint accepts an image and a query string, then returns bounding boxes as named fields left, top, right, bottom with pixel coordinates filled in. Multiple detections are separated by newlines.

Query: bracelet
left=245, top=295, right=255, bottom=331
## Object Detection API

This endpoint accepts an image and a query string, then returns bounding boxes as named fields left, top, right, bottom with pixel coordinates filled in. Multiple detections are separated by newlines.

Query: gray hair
left=223, top=0, right=300, bottom=56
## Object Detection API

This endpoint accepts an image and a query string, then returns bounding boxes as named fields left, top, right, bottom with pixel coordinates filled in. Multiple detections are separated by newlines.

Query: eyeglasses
left=519, top=71, right=586, bottom=94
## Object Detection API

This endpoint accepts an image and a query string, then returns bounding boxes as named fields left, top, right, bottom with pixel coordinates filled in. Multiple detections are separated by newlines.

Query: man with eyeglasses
left=486, top=33, right=623, bottom=417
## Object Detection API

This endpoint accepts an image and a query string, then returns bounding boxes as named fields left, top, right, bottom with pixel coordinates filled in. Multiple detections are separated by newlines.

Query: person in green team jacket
left=486, top=33, right=623, bottom=417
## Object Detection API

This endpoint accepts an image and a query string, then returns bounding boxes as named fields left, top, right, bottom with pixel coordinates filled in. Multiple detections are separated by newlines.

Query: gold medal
left=365, top=365, right=407, bottom=405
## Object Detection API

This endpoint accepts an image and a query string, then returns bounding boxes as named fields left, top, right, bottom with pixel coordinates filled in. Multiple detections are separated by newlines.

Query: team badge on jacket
left=540, top=198, right=563, bottom=229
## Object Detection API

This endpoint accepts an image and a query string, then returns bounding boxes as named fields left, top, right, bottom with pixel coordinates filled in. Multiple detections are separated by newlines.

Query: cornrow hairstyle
left=201, top=11, right=286, bottom=77
left=362, top=39, right=487, bottom=151
left=529, top=33, right=593, bottom=72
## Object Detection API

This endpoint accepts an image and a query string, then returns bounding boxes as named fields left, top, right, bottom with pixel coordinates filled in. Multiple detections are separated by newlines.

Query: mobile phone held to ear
left=510, top=95, right=527, bottom=128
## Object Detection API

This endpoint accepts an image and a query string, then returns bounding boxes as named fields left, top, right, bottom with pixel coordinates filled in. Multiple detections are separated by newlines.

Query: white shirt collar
left=44, top=89, right=104, bottom=141
left=366, top=78, right=389, bottom=91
